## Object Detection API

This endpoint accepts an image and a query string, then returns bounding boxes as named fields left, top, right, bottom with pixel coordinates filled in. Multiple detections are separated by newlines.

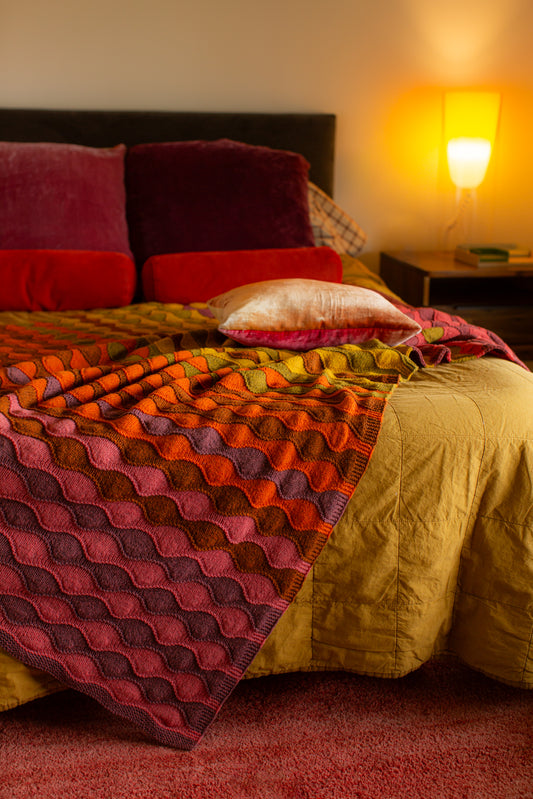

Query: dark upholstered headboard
left=0, top=109, right=336, bottom=196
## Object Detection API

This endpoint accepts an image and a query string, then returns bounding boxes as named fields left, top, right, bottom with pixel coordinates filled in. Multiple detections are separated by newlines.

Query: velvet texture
left=142, top=247, right=342, bottom=303
left=126, top=139, right=315, bottom=265
left=0, top=250, right=136, bottom=311
left=208, top=278, right=422, bottom=349
left=0, top=142, right=132, bottom=257
left=0, top=109, right=336, bottom=196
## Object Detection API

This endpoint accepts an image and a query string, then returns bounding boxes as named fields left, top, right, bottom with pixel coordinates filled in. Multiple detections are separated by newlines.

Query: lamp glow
left=444, top=91, right=500, bottom=191
left=446, top=137, right=492, bottom=189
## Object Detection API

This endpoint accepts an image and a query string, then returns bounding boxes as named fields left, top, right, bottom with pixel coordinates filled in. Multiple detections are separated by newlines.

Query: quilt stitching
left=0, top=304, right=415, bottom=748
left=0, top=300, right=525, bottom=747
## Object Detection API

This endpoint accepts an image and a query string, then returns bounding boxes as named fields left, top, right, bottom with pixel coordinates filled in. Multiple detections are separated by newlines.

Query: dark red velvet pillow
left=0, top=250, right=136, bottom=311
left=126, top=139, right=315, bottom=265
left=0, top=142, right=132, bottom=256
left=141, top=247, right=342, bottom=303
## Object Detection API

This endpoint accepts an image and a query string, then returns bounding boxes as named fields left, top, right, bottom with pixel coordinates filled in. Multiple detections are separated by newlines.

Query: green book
left=455, top=244, right=532, bottom=266
left=459, top=243, right=531, bottom=258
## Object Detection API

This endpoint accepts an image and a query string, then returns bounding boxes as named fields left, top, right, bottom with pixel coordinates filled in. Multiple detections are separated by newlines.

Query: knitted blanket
left=398, top=305, right=527, bottom=368
left=0, top=303, right=417, bottom=748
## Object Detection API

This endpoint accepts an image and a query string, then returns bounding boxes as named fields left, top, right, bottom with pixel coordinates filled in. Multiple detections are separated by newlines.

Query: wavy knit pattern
left=398, top=304, right=526, bottom=368
left=0, top=302, right=417, bottom=748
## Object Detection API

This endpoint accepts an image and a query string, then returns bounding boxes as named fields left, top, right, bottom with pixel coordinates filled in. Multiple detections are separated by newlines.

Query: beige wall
left=1, top=0, right=533, bottom=268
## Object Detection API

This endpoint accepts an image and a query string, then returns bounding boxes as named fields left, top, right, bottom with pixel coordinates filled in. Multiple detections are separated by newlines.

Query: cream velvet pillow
left=208, top=278, right=421, bottom=350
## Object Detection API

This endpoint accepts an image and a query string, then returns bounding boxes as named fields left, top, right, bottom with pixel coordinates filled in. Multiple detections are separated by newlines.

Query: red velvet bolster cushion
left=0, top=142, right=132, bottom=257
left=126, top=139, right=315, bottom=265
left=141, top=247, right=342, bottom=303
left=0, top=250, right=137, bottom=311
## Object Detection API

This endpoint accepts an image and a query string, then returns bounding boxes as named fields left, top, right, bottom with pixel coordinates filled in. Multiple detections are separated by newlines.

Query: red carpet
left=1, top=661, right=531, bottom=799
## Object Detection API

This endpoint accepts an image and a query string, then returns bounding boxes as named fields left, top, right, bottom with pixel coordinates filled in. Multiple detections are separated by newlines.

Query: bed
left=0, top=108, right=532, bottom=750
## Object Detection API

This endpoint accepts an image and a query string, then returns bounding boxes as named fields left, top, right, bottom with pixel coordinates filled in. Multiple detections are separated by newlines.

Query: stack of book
left=454, top=244, right=533, bottom=266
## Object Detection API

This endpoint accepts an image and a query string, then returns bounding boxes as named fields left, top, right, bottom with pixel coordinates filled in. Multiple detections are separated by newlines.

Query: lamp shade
left=444, top=91, right=500, bottom=190
left=447, top=137, right=492, bottom=189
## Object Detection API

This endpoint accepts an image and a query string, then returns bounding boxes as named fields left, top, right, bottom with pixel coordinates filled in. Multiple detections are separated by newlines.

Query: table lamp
left=445, top=91, right=501, bottom=191
left=443, top=91, right=501, bottom=245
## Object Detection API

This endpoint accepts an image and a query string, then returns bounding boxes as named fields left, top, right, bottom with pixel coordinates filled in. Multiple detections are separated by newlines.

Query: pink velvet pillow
left=126, top=139, right=315, bottom=265
left=0, top=250, right=136, bottom=311
left=0, top=142, right=132, bottom=256
left=208, top=278, right=422, bottom=350
left=142, top=247, right=342, bottom=303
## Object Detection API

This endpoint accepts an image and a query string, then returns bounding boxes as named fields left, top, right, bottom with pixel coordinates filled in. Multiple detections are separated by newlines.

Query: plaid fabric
left=308, top=182, right=367, bottom=256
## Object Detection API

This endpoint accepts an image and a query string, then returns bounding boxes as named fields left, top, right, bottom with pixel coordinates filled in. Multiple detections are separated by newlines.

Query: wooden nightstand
left=380, top=250, right=533, bottom=367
